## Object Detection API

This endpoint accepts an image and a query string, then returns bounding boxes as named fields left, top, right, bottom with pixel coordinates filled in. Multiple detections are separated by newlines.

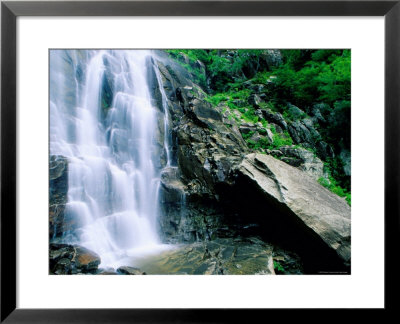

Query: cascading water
left=50, top=50, right=171, bottom=268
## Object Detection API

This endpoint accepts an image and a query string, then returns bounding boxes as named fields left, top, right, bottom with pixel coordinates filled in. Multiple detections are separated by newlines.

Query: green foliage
left=272, top=132, right=293, bottom=148
left=245, top=128, right=293, bottom=151
left=242, top=109, right=259, bottom=124
left=323, top=100, right=351, bottom=149
left=273, top=260, right=285, bottom=273
left=206, top=93, right=229, bottom=106
left=260, top=119, right=268, bottom=128
left=271, top=49, right=350, bottom=109
left=241, top=131, right=255, bottom=140
left=269, top=49, right=351, bottom=192
left=253, top=71, right=273, bottom=84
left=246, top=137, right=270, bottom=151
left=318, top=174, right=351, bottom=206
left=269, top=127, right=293, bottom=147
left=323, top=157, right=350, bottom=193
left=166, top=49, right=211, bottom=64
left=167, top=49, right=275, bottom=93
left=282, top=108, right=307, bottom=121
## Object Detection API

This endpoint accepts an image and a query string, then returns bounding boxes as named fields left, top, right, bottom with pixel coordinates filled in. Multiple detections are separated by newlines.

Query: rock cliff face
left=152, top=51, right=351, bottom=273
left=154, top=57, right=249, bottom=244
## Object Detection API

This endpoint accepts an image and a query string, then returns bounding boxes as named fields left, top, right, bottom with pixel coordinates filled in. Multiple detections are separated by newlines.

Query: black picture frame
left=1, top=0, right=398, bottom=322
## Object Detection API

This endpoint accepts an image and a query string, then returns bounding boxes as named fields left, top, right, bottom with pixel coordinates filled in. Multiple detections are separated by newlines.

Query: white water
left=50, top=50, right=171, bottom=267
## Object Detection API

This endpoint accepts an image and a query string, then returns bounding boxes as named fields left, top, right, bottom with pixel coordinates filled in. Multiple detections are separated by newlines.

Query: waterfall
left=50, top=50, right=171, bottom=267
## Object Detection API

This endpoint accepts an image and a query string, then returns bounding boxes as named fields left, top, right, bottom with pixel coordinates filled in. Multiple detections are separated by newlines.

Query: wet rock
left=98, top=271, right=118, bottom=275
left=134, top=238, right=279, bottom=275
left=49, top=243, right=101, bottom=275
left=159, top=190, right=227, bottom=244
left=53, top=258, right=72, bottom=275
left=160, top=167, right=186, bottom=203
left=73, top=246, right=101, bottom=273
left=117, top=266, right=146, bottom=275
left=49, top=156, right=68, bottom=239
left=49, top=243, right=75, bottom=273
left=100, top=66, right=114, bottom=118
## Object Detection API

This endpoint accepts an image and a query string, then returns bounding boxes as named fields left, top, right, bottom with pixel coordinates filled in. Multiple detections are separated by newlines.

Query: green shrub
left=272, top=133, right=293, bottom=148
left=318, top=176, right=351, bottom=206
left=273, top=260, right=285, bottom=273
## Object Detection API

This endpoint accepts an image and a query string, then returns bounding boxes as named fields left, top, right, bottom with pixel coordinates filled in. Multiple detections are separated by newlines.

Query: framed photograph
left=1, top=0, right=398, bottom=321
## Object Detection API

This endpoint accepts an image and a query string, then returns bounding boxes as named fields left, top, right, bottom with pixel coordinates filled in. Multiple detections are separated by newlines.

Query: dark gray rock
left=339, top=149, right=351, bottom=176
left=288, top=120, right=314, bottom=144
left=287, top=103, right=307, bottom=119
left=249, top=132, right=262, bottom=143
left=239, top=125, right=255, bottom=135
left=260, top=109, right=287, bottom=131
left=273, top=246, right=304, bottom=274
left=49, top=243, right=101, bottom=275
left=311, top=103, right=328, bottom=124
left=264, top=49, right=283, bottom=68
left=316, top=141, right=335, bottom=160
left=49, top=156, right=69, bottom=239
left=248, top=93, right=262, bottom=109
left=117, top=266, right=146, bottom=275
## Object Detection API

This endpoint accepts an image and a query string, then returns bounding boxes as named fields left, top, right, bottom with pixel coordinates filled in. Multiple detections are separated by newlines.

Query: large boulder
left=237, top=153, right=351, bottom=270
left=73, top=246, right=101, bottom=273
left=49, top=243, right=101, bottom=274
